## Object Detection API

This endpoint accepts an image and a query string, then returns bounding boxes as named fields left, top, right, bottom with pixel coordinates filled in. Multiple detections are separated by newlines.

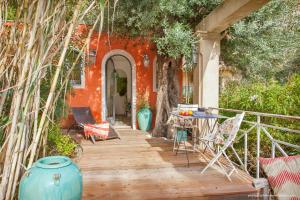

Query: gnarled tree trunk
left=153, top=55, right=180, bottom=138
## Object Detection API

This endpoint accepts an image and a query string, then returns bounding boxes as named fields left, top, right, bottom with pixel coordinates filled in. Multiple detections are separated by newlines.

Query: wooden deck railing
left=209, top=107, right=300, bottom=179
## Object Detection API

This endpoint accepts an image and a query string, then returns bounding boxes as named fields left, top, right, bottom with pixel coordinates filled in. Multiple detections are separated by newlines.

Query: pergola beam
left=193, top=0, right=269, bottom=109
left=196, top=0, right=269, bottom=33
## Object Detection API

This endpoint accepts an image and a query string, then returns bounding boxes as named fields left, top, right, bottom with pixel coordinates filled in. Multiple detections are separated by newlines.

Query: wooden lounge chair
left=71, top=107, right=120, bottom=143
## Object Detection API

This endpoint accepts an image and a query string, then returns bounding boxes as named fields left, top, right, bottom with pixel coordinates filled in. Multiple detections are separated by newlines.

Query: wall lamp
left=192, top=44, right=199, bottom=65
left=143, top=53, right=150, bottom=68
left=87, top=50, right=96, bottom=65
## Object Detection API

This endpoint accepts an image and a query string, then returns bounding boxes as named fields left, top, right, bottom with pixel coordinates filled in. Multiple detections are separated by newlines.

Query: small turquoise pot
left=19, top=156, right=82, bottom=200
left=137, top=108, right=152, bottom=131
left=177, top=130, right=187, bottom=142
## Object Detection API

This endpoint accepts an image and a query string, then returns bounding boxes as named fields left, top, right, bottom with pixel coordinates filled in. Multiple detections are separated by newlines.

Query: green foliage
left=155, top=22, right=196, bottom=62
left=98, top=0, right=106, bottom=9
left=220, top=75, right=300, bottom=173
left=182, top=85, right=193, bottom=104
left=221, top=0, right=300, bottom=81
left=40, top=67, right=69, bottom=121
left=41, top=47, right=82, bottom=122
left=159, top=0, right=220, bottom=18
left=221, top=75, right=300, bottom=117
left=117, top=77, right=127, bottom=96
left=0, top=116, right=9, bottom=147
left=47, top=124, right=77, bottom=157
left=64, top=47, right=84, bottom=86
left=278, top=49, right=300, bottom=81
left=113, top=0, right=220, bottom=67
left=138, top=98, right=150, bottom=110
left=137, top=92, right=150, bottom=110
left=7, top=4, right=17, bottom=20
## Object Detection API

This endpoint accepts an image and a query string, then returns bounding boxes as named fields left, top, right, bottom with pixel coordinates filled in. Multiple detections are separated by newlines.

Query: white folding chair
left=200, top=112, right=245, bottom=181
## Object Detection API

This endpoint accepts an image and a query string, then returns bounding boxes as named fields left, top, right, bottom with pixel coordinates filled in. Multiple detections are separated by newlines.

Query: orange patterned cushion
left=84, top=123, right=109, bottom=139
left=259, top=155, right=300, bottom=200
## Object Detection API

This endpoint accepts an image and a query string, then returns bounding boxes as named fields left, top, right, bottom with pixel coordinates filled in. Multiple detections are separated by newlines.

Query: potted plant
left=137, top=91, right=152, bottom=131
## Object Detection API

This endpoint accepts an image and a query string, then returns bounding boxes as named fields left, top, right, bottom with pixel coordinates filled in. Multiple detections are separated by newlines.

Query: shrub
left=220, top=74, right=300, bottom=130
left=220, top=74, right=300, bottom=174
left=47, top=124, right=77, bottom=157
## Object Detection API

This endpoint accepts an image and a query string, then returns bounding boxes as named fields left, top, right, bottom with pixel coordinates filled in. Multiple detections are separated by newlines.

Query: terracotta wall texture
left=63, top=25, right=183, bottom=129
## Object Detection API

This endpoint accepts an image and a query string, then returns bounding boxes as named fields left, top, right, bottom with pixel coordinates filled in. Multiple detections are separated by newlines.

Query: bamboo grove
left=0, top=0, right=107, bottom=199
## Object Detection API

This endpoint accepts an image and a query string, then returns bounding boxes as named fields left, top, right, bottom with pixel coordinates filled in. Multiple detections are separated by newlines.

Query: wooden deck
left=78, top=129, right=258, bottom=200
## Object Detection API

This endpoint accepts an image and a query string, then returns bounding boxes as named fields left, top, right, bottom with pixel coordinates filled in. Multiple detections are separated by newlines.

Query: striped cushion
left=259, top=155, right=300, bottom=200
left=84, top=123, right=110, bottom=139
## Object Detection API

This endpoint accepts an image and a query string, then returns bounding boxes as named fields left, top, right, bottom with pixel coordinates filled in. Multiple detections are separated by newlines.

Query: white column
left=193, top=32, right=220, bottom=109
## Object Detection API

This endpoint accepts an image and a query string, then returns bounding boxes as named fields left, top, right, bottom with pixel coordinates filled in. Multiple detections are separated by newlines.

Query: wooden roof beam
left=196, top=0, right=269, bottom=33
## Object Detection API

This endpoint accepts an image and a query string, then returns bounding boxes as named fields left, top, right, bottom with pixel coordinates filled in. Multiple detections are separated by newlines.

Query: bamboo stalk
left=0, top=1, right=105, bottom=199
left=27, top=1, right=81, bottom=168
left=0, top=1, right=45, bottom=198
left=11, top=125, right=26, bottom=199
left=5, top=126, right=23, bottom=200
left=0, top=69, right=13, bottom=117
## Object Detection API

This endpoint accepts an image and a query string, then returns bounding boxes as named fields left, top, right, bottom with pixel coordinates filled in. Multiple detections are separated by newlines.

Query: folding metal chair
left=200, top=112, right=245, bottom=181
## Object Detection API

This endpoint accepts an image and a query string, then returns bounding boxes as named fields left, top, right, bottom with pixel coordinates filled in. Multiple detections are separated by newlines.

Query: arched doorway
left=101, top=50, right=136, bottom=129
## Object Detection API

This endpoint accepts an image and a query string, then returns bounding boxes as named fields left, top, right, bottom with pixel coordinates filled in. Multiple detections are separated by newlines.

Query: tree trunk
left=153, top=55, right=180, bottom=138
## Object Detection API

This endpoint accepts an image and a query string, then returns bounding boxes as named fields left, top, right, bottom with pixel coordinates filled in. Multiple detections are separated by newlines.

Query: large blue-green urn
left=19, top=156, right=82, bottom=200
left=137, top=108, right=152, bottom=131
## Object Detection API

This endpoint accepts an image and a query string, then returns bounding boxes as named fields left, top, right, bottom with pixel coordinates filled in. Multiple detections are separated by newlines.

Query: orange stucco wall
left=62, top=25, right=183, bottom=129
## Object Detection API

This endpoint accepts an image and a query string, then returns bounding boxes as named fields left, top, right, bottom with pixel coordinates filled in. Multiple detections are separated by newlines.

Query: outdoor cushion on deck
left=71, top=107, right=120, bottom=143
left=84, top=123, right=109, bottom=139
left=259, top=155, right=300, bottom=200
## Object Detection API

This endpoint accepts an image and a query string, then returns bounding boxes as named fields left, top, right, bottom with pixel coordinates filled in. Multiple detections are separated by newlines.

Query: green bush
left=221, top=74, right=300, bottom=127
left=221, top=75, right=300, bottom=117
left=47, top=124, right=77, bottom=157
left=220, top=74, right=300, bottom=174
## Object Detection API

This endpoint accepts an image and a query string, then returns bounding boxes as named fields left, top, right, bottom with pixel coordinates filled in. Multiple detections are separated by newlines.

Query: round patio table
left=170, top=111, right=219, bottom=130
left=169, top=111, right=220, bottom=151
left=170, top=111, right=219, bottom=166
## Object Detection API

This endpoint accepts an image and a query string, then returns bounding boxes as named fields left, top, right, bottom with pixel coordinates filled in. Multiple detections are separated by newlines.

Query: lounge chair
left=71, top=107, right=120, bottom=143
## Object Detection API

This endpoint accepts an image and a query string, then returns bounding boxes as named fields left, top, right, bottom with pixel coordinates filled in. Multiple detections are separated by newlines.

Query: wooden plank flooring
left=77, top=129, right=258, bottom=200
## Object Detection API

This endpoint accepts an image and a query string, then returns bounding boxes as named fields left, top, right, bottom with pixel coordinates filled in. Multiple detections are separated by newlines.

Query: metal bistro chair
left=172, top=104, right=199, bottom=152
left=178, top=104, right=199, bottom=112
left=200, top=112, right=245, bottom=181
left=168, top=104, right=199, bottom=167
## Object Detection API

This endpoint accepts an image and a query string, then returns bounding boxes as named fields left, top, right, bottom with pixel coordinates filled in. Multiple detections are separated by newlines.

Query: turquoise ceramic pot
left=177, top=130, right=187, bottom=142
left=137, top=108, right=152, bottom=131
left=19, top=156, right=82, bottom=200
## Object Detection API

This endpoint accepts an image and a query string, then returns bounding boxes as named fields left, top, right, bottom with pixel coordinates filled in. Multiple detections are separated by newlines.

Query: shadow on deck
left=77, top=128, right=258, bottom=200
